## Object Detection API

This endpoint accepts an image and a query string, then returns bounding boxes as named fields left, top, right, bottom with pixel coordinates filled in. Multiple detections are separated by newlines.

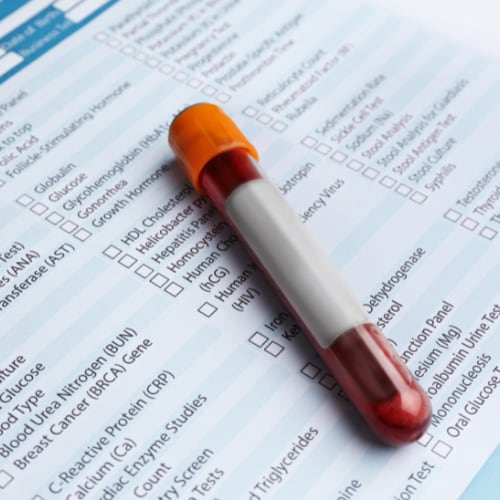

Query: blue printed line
left=0, top=2, right=119, bottom=84
left=212, top=369, right=321, bottom=496
left=321, top=2, right=378, bottom=51
left=388, top=44, right=459, bottom=113
left=390, top=235, right=494, bottom=348
left=452, top=78, right=500, bottom=141
left=0, top=0, right=31, bottom=18
left=0, top=204, right=30, bottom=231
left=332, top=194, right=406, bottom=269
left=254, top=408, right=355, bottom=499
left=28, top=50, right=131, bottom=126
left=25, top=36, right=103, bottom=90
left=413, top=253, right=500, bottom=380
left=36, top=322, right=223, bottom=496
left=383, top=30, right=428, bottom=74
left=309, top=15, right=402, bottom=107
left=35, top=278, right=143, bottom=367
left=68, top=72, right=177, bottom=167
left=55, top=338, right=256, bottom=498
left=202, top=364, right=290, bottom=451
left=367, top=55, right=490, bottom=169
left=311, top=19, right=426, bottom=143
left=3, top=257, right=117, bottom=353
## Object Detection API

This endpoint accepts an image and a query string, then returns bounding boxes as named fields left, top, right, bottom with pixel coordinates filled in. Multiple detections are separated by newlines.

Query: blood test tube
left=168, top=103, right=431, bottom=445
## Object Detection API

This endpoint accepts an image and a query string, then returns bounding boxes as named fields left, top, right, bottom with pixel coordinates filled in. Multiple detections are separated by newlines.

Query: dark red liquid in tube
left=321, top=324, right=431, bottom=444
left=168, top=103, right=432, bottom=445
left=200, top=150, right=431, bottom=445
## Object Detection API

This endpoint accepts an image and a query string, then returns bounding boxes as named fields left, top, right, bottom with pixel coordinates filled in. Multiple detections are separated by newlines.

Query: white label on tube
left=225, top=178, right=369, bottom=348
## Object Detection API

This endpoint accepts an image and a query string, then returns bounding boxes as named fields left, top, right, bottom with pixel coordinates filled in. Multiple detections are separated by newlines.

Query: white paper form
left=0, top=1, right=499, bottom=499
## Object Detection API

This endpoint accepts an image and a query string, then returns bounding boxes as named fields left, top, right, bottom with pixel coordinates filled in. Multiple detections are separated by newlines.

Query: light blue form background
left=460, top=445, right=500, bottom=499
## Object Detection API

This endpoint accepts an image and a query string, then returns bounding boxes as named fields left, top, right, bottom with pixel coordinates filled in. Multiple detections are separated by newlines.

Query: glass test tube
left=168, top=103, right=432, bottom=445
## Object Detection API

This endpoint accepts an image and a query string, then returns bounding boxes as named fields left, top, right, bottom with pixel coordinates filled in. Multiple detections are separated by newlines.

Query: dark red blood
left=323, top=323, right=432, bottom=445
left=199, top=149, right=262, bottom=210
left=198, top=149, right=431, bottom=445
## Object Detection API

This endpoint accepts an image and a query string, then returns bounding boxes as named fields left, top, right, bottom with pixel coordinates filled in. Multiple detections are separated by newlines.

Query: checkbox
left=395, top=183, right=412, bottom=196
left=103, top=245, right=121, bottom=259
left=165, top=281, right=184, bottom=297
left=362, top=167, right=380, bottom=180
left=94, top=32, right=108, bottom=42
left=379, top=175, right=397, bottom=188
left=461, top=217, right=479, bottom=231
left=135, top=264, right=154, bottom=278
left=301, top=362, right=321, bottom=379
left=174, top=71, right=188, bottom=81
left=107, top=38, right=121, bottom=48
left=121, top=45, right=136, bottom=56
left=46, top=212, right=64, bottom=225
left=271, top=121, right=287, bottom=132
left=257, top=113, right=272, bottom=125
left=432, top=440, right=452, bottom=458
left=347, top=159, right=364, bottom=172
left=337, top=388, right=348, bottom=401
left=188, top=78, right=202, bottom=88
left=60, top=220, right=78, bottom=233
left=318, top=373, right=336, bottom=390
left=198, top=302, right=217, bottom=318
left=147, top=58, right=160, bottom=67
left=444, top=209, right=462, bottom=222
left=134, top=52, right=147, bottom=62
left=160, top=64, right=174, bottom=75
left=73, top=228, right=91, bottom=241
left=248, top=331, right=268, bottom=348
left=118, top=254, right=137, bottom=269
left=202, top=85, right=217, bottom=96
left=0, top=469, right=14, bottom=488
left=480, top=226, right=498, bottom=240
left=216, top=92, right=231, bottom=103
left=331, top=151, right=347, bottom=163
left=417, top=432, right=433, bottom=447
left=410, top=191, right=427, bottom=204
left=150, top=273, right=169, bottom=287
left=265, top=341, right=284, bottom=357
left=30, top=202, right=49, bottom=215
left=243, top=106, right=258, bottom=117
left=16, top=194, right=34, bottom=206
left=301, top=136, right=317, bottom=148
left=316, top=143, right=331, bottom=155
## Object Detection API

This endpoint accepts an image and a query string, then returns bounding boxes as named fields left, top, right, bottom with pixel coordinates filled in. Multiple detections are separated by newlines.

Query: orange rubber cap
left=168, top=103, right=258, bottom=193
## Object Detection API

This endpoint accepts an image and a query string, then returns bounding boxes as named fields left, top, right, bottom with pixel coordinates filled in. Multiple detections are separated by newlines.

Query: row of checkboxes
left=157, top=61, right=231, bottom=102
left=300, top=361, right=341, bottom=392
left=320, top=145, right=429, bottom=205
left=16, top=194, right=92, bottom=241
left=242, top=106, right=288, bottom=133
left=103, top=244, right=184, bottom=297
left=417, top=432, right=453, bottom=458
left=248, top=331, right=285, bottom=357
left=444, top=209, right=498, bottom=240
left=94, top=32, right=232, bottom=103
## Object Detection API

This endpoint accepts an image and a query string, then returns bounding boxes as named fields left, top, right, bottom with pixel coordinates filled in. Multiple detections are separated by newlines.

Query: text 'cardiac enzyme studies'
left=0, top=1, right=499, bottom=499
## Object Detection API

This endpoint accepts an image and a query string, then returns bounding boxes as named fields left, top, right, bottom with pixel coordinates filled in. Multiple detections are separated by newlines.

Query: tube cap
left=168, top=103, right=259, bottom=193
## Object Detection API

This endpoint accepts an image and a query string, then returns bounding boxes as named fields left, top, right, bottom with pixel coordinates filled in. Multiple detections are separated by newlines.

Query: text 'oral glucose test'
left=168, top=103, right=432, bottom=445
